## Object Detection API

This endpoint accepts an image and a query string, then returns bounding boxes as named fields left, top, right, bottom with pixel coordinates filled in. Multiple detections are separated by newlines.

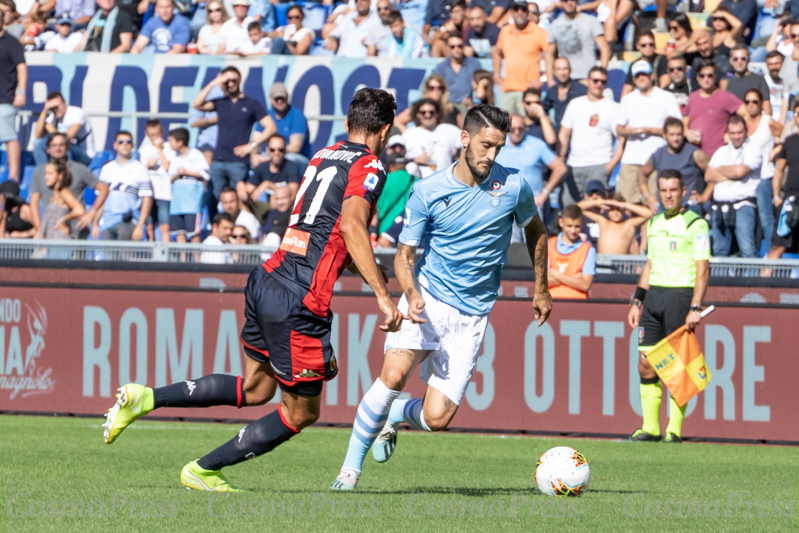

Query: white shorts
left=384, top=284, right=489, bottom=406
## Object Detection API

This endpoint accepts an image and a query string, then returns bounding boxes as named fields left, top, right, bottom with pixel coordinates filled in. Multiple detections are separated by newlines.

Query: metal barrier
left=0, top=239, right=277, bottom=265
left=597, top=254, right=799, bottom=279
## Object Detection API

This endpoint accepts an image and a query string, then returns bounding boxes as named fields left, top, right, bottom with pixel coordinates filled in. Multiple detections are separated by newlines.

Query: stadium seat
left=84, top=187, right=96, bottom=207
left=0, top=165, right=7, bottom=183
left=89, top=151, right=115, bottom=177
left=275, top=3, right=291, bottom=27
left=19, top=166, right=35, bottom=203
left=20, top=151, right=34, bottom=169
left=301, top=2, right=333, bottom=34
left=0, top=151, right=6, bottom=165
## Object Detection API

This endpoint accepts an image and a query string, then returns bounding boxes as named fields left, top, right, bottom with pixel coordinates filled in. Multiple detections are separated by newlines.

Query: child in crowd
left=235, top=21, right=272, bottom=56
left=166, top=128, right=210, bottom=244
left=548, top=205, right=596, bottom=299
left=139, top=119, right=174, bottom=242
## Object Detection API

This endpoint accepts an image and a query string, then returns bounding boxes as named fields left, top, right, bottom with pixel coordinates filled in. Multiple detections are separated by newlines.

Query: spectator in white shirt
left=558, top=66, right=624, bottom=206
left=196, top=0, right=230, bottom=55
left=98, top=131, right=152, bottom=242
left=324, top=0, right=382, bottom=57
left=233, top=20, right=272, bottom=55
left=268, top=4, right=314, bottom=55
left=32, top=91, right=94, bottom=166
left=201, top=213, right=235, bottom=264
left=138, top=119, right=175, bottom=242
left=43, top=14, right=82, bottom=52
left=616, top=60, right=682, bottom=204
left=167, top=127, right=210, bottom=244
left=222, top=0, right=254, bottom=52
left=401, top=98, right=463, bottom=178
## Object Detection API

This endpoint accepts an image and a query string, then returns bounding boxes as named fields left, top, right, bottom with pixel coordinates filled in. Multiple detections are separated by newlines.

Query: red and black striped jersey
left=263, top=141, right=386, bottom=317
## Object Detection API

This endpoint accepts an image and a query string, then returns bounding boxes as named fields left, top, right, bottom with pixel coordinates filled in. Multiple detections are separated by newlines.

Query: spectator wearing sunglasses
left=558, top=67, right=624, bottom=207
left=98, top=131, right=152, bottom=242
left=682, top=59, right=746, bottom=158
left=689, top=30, right=734, bottom=89
left=621, top=32, right=663, bottom=98
left=663, top=55, right=692, bottom=111
left=721, top=45, right=772, bottom=116
left=231, top=225, right=254, bottom=244
left=268, top=4, right=314, bottom=55
left=494, top=1, right=549, bottom=114
left=433, top=33, right=482, bottom=104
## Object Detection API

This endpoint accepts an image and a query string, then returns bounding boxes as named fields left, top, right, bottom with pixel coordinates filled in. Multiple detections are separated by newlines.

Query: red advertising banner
left=0, top=287, right=795, bottom=442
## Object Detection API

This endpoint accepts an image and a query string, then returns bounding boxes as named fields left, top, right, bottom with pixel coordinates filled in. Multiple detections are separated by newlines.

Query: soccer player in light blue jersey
left=331, top=105, right=553, bottom=490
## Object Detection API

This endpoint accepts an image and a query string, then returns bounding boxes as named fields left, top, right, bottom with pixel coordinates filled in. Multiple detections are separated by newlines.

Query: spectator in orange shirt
left=492, top=0, right=548, bottom=115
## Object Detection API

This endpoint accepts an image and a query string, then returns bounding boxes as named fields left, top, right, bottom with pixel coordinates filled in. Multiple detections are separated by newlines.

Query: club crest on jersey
left=363, top=173, right=379, bottom=192
left=492, top=180, right=501, bottom=190
left=487, top=190, right=507, bottom=207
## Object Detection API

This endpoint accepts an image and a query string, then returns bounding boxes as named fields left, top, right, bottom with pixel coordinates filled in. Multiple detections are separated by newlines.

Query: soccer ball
left=535, top=446, right=591, bottom=497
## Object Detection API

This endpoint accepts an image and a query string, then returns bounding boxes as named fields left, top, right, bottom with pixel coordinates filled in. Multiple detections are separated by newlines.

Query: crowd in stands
left=2, top=0, right=799, bottom=274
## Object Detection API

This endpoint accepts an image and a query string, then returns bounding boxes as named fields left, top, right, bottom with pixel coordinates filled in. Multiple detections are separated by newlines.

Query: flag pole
left=700, top=305, right=715, bottom=318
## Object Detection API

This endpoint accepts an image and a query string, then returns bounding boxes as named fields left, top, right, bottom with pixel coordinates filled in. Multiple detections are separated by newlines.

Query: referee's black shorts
left=639, top=286, right=693, bottom=350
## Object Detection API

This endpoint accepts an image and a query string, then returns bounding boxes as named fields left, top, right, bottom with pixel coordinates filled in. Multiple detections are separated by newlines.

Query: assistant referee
left=627, top=169, right=710, bottom=443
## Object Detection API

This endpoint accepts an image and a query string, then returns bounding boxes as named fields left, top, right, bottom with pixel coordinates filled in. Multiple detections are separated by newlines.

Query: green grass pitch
left=1, top=415, right=796, bottom=532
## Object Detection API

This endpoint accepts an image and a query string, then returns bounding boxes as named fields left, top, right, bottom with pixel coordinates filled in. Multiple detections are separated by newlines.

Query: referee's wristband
left=633, top=287, right=647, bottom=303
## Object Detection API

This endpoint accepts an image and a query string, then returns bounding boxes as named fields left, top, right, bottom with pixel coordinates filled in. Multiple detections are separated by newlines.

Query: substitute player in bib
left=627, top=169, right=710, bottom=443
left=331, top=105, right=553, bottom=491
left=102, top=89, right=406, bottom=492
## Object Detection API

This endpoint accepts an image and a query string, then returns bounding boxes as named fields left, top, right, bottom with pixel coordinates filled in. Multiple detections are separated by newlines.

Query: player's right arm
left=340, top=195, right=405, bottom=332
left=523, top=213, right=553, bottom=326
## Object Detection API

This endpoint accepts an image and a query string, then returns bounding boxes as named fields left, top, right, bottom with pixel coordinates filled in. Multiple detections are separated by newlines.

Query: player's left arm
left=341, top=195, right=405, bottom=332
left=686, top=220, right=711, bottom=332
left=523, top=213, right=553, bottom=327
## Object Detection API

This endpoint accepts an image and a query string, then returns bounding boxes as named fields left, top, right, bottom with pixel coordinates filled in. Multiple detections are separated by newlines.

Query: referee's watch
left=690, top=305, right=702, bottom=313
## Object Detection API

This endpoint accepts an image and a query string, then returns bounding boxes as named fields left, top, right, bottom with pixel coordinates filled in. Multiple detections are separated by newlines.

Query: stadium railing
left=597, top=254, right=799, bottom=279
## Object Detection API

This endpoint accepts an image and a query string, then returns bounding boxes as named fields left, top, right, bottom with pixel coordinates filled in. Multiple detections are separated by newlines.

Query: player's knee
left=381, top=367, right=409, bottom=391
left=284, top=404, right=320, bottom=430
left=243, top=378, right=277, bottom=406
left=424, top=414, right=450, bottom=432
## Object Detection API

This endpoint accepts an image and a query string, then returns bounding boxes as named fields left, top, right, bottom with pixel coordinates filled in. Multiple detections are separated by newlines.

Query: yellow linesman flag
left=644, top=326, right=712, bottom=407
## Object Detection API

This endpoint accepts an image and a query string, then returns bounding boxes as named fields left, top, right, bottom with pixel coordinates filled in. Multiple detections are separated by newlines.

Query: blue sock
left=341, top=378, right=400, bottom=473
left=387, top=398, right=431, bottom=431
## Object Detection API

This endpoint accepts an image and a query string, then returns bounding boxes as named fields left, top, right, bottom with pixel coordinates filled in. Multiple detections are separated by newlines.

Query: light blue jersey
left=400, top=162, right=538, bottom=315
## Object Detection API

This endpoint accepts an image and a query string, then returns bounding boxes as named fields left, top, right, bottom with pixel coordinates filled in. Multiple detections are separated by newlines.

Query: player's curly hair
left=347, top=88, right=397, bottom=136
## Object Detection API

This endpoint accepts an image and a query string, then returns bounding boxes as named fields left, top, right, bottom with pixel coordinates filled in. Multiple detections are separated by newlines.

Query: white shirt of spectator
left=235, top=36, right=273, bottom=54
left=401, top=123, right=463, bottom=179
left=708, top=139, right=762, bottom=206
left=364, top=21, right=392, bottom=54
left=764, top=74, right=793, bottom=122
left=619, top=87, right=681, bottom=166
left=15, top=0, right=36, bottom=16
left=138, top=143, right=176, bottom=201
left=223, top=16, right=255, bottom=52
left=43, top=32, right=83, bottom=52
left=98, top=158, right=152, bottom=227
left=235, top=211, right=261, bottom=241
left=281, top=24, right=315, bottom=44
left=329, top=11, right=383, bottom=58
left=201, top=235, right=234, bottom=264
left=197, top=23, right=232, bottom=53
left=747, top=114, right=776, bottom=180
left=45, top=105, right=95, bottom=158
left=168, top=148, right=211, bottom=180
left=560, top=95, right=622, bottom=167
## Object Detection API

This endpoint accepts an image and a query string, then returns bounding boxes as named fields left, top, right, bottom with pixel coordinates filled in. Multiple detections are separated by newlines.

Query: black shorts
left=170, top=213, right=200, bottom=238
left=771, top=224, right=799, bottom=253
left=639, top=286, right=693, bottom=350
left=239, top=267, right=337, bottom=397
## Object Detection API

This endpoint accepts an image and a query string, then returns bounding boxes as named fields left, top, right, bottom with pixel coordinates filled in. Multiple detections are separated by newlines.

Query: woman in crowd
left=40, top=159, right=84, bottom=240
left=710, top=7, right=743, bottom=58
left=231, top=225, right=254, bottom=263
left=394, top=74, right=463, bottom=132
left=269, top=4, right=314, bottom=56
left=0, top=181, right=35, bottom=239
left=743, top=88, right=782, bottom=253
left=196, top=0, right=231, bottom=55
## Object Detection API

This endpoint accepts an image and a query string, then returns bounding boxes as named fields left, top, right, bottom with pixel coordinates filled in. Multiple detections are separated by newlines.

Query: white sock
left=341, top=378, right=400, bottom=472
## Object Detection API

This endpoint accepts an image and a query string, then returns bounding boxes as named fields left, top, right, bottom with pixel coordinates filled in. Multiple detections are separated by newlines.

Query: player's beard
left=464, top=145, right=494, bottom=182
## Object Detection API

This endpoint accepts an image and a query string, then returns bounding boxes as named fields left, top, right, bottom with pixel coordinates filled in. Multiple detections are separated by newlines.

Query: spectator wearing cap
left=53, top=0, right=94, bottom=28
left=323, top=0, right=382, bottom=57
left=81, top=0, right=134, bottom=52
left=32, top=91, right=94, bottom=166
left=131, top=0, right=191, bottom=53
left=267, top=82, right=311, bottom=167
left=546, top=0, right=609, bottom=82
left=615, top=60, right=681, bottom=204
left=193, top=66, right=277, bottom=220
left=558, top=66, right=624, bottom=207
left=682, top=58, right=746, bottom=159
left=493, top=1, right=549, bottom=114
left=368, top=10, right=429, bottom=58
left=721, top=45, right=772, bottom=116
left=0, top=2, right=25, bottom=184
left=376, top=151, right=415, bottom=248
left=465, top=5, right=499, bottom=59
left=268, top=4, right=314, bottom=55
left=222, top=0, right=254, bottom=52
left=43, top=14, right=83, bottom=51
left=433, top=33, right=482, bottom=105
left=542, top=57, right=586, bottom=133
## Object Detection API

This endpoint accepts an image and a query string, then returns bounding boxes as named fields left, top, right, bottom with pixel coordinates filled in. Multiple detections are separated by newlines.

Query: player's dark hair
left=727, top=114, right=746, bottom=129
left=169, top=127, right=190, bottom=146
left=766, top=50, right=785, bottom=61
left=221, top=65, right=241, bottom=77
left=658, top=168, right=684, bottom=188
left=46, top=91, right=64, bottom=102
left=385, top=10, right=402, bottom=24
left=663, top=116, right=683, bottom=132
left=213, top=213, right=234, bottom=226
left=697, top=58, right=718, bottom=76
left=346, top=88, right=397, bottom=136
left=46, top=131, right=68, bottom=147
left=560, top=204, right=582, bottom=221
left=220, top=186, right=237, bottom=196
left=463, top=104, right=510, bottom=136
left=145, top=119, right=162, bottom=130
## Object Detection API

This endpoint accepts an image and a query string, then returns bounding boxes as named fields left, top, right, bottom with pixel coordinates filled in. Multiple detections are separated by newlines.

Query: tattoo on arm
left=396, top=242, right=419, bottom=297
left=525, top=215, right=548, bottom=289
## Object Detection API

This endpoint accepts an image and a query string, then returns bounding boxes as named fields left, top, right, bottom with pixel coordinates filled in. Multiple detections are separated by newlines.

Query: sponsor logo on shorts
left=295, top=369, right=322, bottom=379
left=280, top=228, right=311, bottom=256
